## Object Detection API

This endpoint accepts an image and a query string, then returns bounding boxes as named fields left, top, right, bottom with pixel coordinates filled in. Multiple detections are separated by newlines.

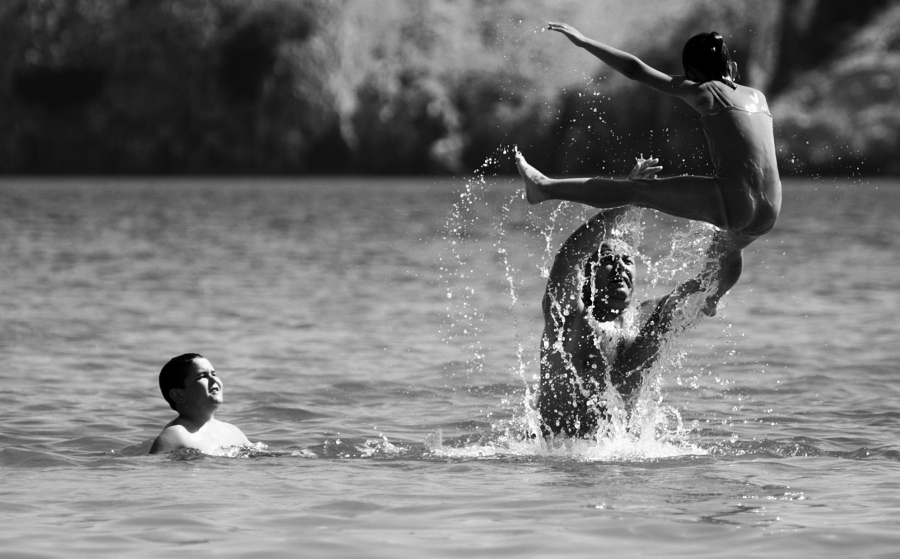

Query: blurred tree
left=0, top=0, right=343, bottom=173
left=0, top=0, right=897, bottom=175
left=352, top=69, right=462, bottom=174
left=0, top=0, right=120, bottom=171
left=769, top=0, right=895, bottom=95
left=772, top=2, right=900, bottom=175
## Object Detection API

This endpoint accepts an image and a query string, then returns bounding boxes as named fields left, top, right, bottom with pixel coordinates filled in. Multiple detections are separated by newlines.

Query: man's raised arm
left=543, top=157, right=661, bottom=317
left=616, top=233, right=743, bottom=384
left=543, top=207, right=627, bottom=318
left=660, top=231, right=743, bottom=321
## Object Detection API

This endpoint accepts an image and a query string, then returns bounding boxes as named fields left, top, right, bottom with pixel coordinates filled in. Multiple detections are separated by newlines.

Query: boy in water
left=518, top=25, right=781, bottom=313
left=149, top=353, right=251, bottom=455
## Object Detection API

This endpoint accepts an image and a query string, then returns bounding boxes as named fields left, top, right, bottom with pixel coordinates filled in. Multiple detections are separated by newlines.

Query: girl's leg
left=517, top=151, right=730, bottom=230
left=700, top=230, right=754, bottom=316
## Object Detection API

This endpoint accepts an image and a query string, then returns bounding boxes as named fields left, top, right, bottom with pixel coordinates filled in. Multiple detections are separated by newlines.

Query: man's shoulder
left=637, top=296, right=668, bottom=316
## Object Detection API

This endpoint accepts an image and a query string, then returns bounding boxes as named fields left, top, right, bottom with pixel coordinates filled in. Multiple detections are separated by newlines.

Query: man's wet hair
left=159, top=353, right=203, bottom=411
left=682, top=31, right=738, bottom=88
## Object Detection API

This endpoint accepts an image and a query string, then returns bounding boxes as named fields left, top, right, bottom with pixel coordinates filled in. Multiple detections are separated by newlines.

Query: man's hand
left=629, top=155, right=662, bottom=180
left=547, top=22, right=587, bottom=46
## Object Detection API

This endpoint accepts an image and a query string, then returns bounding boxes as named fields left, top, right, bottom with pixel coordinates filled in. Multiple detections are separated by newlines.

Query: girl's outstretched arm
left=548, top=22, right=703, bottom=105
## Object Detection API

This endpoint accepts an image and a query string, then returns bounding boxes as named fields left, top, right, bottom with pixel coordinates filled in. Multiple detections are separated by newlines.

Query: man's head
left=581, top=241, right=636, bottom=317
left=159, top=353, right=222, bottom=412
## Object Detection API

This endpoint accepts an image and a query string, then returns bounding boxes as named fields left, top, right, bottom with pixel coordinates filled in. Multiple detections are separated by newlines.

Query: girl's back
left=697, top=81, right=781, bottom=235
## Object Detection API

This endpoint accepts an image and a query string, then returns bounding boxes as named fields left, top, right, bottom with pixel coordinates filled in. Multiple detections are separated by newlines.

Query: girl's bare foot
left=515, top=149, right=550, bottom=204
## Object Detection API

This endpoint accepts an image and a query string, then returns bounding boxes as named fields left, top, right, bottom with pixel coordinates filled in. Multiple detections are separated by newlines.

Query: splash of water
left=440, top=149, right=727, bottom=461
left=426, top=408, right=706, bottom=462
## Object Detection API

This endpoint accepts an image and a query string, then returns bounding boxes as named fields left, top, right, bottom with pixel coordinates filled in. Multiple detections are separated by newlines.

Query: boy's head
left=682, top=31, right=738, bottom=86
left=159, top=353, right=204, bottom=411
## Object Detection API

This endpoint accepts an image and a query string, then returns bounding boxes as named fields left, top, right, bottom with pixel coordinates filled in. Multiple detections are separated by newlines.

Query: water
left=1, top=175, right=899, bottom=558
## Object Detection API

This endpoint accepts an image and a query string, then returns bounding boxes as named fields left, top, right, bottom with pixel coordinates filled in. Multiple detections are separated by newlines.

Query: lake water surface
left=1, top=176, right=899, bottom=558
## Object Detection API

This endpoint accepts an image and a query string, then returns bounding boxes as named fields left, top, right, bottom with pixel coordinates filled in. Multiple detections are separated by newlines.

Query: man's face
left=175, top=357, right=223, bottom=410
left=589, top=243, right=636, bottom=310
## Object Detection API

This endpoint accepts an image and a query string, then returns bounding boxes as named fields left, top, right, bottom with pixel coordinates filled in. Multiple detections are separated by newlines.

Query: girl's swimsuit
left=700, top=81, right=781, bottom=237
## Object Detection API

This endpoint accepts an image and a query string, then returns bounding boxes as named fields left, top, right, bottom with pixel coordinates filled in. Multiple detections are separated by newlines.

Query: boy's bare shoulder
left=149, top=422, right=193, bottom=455
left=149, top=417, right=250, bottom=455
left=214, top=419, right=251, bottom=445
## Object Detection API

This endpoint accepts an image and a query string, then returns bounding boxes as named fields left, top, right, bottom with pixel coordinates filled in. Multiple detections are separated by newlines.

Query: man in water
left=150, top=353, right=251, bottom=454
left=537, top=159, right=740, bottom=437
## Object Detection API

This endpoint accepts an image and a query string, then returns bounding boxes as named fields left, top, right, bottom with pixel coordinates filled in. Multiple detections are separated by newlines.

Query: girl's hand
left=629, top=156, right=662, bottom=180
left=547, top=22, right=587, bottom=45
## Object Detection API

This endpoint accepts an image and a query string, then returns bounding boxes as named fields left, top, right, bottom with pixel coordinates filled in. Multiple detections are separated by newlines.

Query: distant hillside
left=0, top=0, right=897, bottom=175
left=771, top=2, right=900, bottom=175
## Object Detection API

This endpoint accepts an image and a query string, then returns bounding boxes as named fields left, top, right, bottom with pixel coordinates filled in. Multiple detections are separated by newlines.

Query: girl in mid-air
left=517, top=24, right=781, bottom=313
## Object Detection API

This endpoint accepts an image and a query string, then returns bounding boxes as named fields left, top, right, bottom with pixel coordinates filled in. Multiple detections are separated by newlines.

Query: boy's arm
left=548, top=23, right=707, bottom=107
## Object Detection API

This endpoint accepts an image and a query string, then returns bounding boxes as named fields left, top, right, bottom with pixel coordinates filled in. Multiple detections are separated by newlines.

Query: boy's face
left=174, top=357, right=223, bottom=410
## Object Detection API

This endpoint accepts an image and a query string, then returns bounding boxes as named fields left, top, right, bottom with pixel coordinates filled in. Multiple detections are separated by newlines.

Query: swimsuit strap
left=704, top=81, right=734, bottom=110
left=702, top=81, right=773, bottom=117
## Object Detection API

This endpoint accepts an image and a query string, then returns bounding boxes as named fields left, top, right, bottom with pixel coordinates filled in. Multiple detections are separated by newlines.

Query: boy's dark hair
left=682, top=31, right=738, bottom=88
left=159, top=353, right=203, bottom=411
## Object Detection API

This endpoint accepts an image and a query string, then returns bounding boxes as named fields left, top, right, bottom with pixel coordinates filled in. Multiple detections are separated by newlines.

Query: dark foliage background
left=1, top=0, right=898, bottom=175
